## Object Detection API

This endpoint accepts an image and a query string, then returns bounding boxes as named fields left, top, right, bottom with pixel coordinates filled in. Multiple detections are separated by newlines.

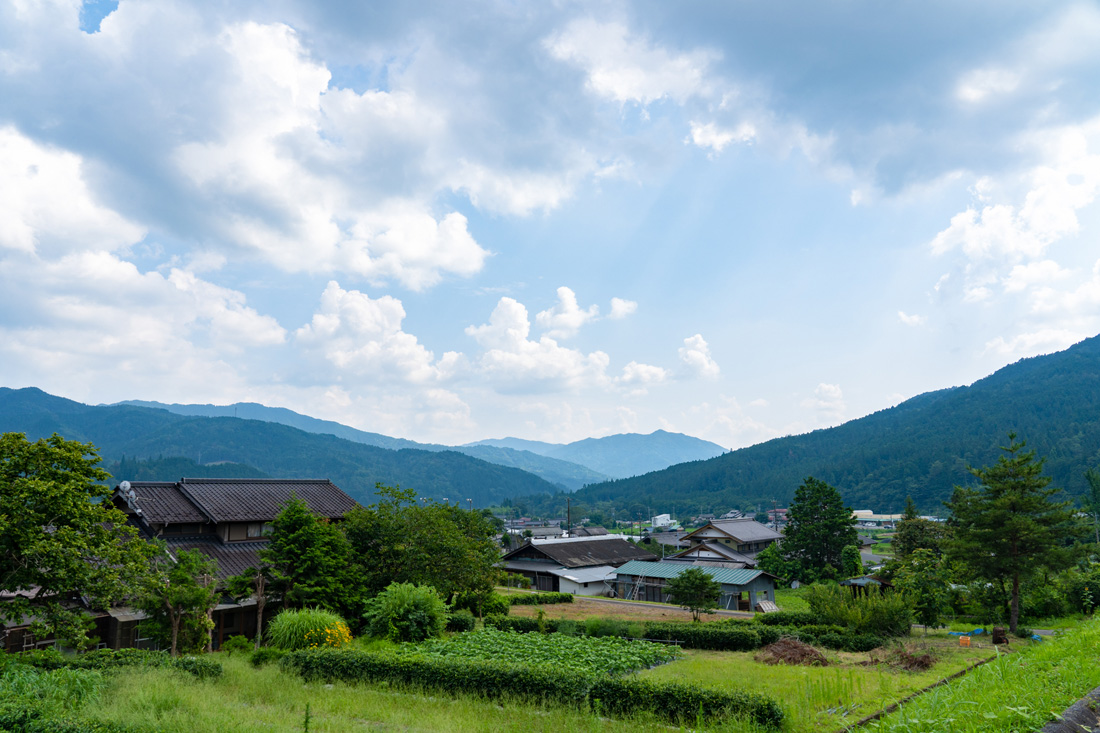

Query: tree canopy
left=137, top=547, right=219, bottom=656
left=0, top=432, right=153, bottom=648
left=944, top=434, right=1080, bottom=633
left=665, top=567, right=722, bottom=622
left=780, top=477, right=858, bottom=583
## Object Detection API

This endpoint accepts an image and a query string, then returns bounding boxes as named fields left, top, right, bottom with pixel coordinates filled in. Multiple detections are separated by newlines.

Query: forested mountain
left=467, top=429, right=727, bottom=478
left=527, top=335, right=1100, bottom=517
left=0, top=388, right=559, bottom=507
left=117, top=399, right=610, bottom=490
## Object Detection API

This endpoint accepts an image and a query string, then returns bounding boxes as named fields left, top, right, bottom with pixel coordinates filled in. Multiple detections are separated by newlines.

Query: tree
left=0, top=432, right=154, bottom=648
left=1084, top=468, right=1100, bottom=546
left=226, top=563, right=274, bottom=650
left=362, top=582, right=447, bottom=642
left=944, top=434, right=1078, bottom=633
left=665, top=567, right=722, bottom=621
left=343, top=484, right=501, bottom=602
left=893, top=497, right=947, bottom=559
left=138, top=548, right=219, bottom=656
left=755, top=542, right=798, bottom=587
left=894, top=548, right=949, bottom=633
left=781, top=477, right=858, bottom=583
left=841, top=545, right=864, bottom=579
left=262, top=495, right=358, bottom=618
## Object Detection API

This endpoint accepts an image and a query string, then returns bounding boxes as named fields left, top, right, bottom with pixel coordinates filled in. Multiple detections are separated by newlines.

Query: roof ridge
left=175, top=480, right=218, bottom=524
left=179, top=478, right=331, bottom=485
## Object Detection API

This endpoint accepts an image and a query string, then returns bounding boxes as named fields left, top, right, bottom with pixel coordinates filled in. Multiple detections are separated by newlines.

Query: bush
left=250, top=648, right=287, bottom=667
left=15, top=648, right=222, bottom=680
left=267, top=608, right=353, bottom=651
left=445, top=609, right=476, bottom=633
left=452, top=590, right=510, bottom=618
left=584, top=618, right=630, bottom=638
left=755, top=610, right=823, bottom=627
left=508, top=592, right=574, bottom=606
left=219, top=635, right=254, bottom=656
left=363, top=582, right=447, bottom=643
left=643, top=623, right=761, bottom=651
left=804, top=583, right=912, bottom=637
left=281, top=647, right=783, bottom=728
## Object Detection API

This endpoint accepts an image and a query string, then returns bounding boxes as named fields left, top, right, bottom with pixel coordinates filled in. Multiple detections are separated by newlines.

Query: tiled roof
left=614, top=560, right=772, bottom=587
left=668, top=540, right=754, bottom=564
left=165, top=537, right=266, bottom=581
left=125, top=482, right=207, bottom=524
left=684, top=518, right=783, bottom=543
left=504, top=537, right=657, bottom=568
left=180, top=478, right=358, bottom=522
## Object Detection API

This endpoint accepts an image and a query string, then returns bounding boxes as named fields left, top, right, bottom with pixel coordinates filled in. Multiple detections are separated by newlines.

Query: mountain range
left=535, top=334, right=1100, bottom=517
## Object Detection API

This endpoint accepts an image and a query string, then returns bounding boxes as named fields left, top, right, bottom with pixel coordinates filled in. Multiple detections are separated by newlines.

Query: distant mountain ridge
left=115, top=400, right=725, bottom=485
left=0, top=388, right=559, bottom=507
left=536, top=334, right=1100, bottom=516
left=466, top=430, right=728, bottom=478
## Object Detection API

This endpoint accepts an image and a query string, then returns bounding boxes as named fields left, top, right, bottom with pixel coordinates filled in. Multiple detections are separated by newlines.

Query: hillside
left=117, top=399, right=610, bottom=490
left=467, top=429, right=727, bottom=479
left=0, top=388, right=559, bottom=507
left=538, top=334, right=1100, bottom=516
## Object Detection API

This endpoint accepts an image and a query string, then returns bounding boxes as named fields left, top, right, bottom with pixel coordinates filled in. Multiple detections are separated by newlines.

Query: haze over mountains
left=538, top=334, right=1100, bottom=518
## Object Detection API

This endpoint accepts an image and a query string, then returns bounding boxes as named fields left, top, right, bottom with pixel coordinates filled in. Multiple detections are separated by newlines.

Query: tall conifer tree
left=781, top=477, right=858, bottom=583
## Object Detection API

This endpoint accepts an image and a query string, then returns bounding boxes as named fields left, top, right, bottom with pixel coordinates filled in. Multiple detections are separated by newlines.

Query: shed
left=613, top=560, right=778, bottom=611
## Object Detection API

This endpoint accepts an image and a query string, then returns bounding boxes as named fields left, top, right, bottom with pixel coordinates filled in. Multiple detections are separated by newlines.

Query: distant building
left=613, top=560, right=777, bottom=611
left=500, top=535, right=656, bottom=595
left=676, top=517, right=783, bottom=560
left=651, top=513, right=672, bottom=528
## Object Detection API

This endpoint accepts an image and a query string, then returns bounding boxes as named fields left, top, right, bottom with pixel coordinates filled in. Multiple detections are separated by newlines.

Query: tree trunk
left=170, top=612, right=179, bottom=657
left=1010, top=573, right=1020, bottom=635
left=255, top=596, right=265, bottom=650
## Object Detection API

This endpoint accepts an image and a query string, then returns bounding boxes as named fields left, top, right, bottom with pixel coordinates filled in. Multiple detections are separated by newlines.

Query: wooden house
left=500, top=535, right=657, bottom=595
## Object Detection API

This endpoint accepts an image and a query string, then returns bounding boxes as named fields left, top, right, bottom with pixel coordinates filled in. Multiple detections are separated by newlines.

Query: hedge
left=16, top=649, right=223, bottom=680
left=754, top=611, right=823, bottom=627
left=643, top=623, right=762, bottom=651
left=281, top=648, right=783, bottom=728
left=508, top=592, right=574, bottom=606
left=445, top=609, right=476, bottom=633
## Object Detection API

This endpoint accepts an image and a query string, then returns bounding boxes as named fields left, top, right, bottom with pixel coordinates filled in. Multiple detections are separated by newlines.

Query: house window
left=246, top=522, right=272, bottom=538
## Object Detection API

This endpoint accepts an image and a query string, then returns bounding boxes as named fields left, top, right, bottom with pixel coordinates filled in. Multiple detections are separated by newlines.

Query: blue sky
left=2, top=0, right=1099, bottom=447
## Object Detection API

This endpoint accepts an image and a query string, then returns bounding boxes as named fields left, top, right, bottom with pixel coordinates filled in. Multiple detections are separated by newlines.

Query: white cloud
left=1002, top=259, right=1073, bottom=294
left=955, top=68, right=1020, bottom=103
left=678, top=334, right=720, bottom=378
left=609, top=297, right=637, bottom=319
left=0, top=126, right=145, bottom=256
left=466, top=297, right=611, bottom=391
left=687, top=121, right=755, bottom=153
left=984, top=329, right=1085, bottom=358
left=535, top=286, right=599, bottom=339
left=616, top=361, right=671, bottom=396
left=801, top=383, right=846, bottom=423
left=898, top=311, right=925, bottom=326
left=545, top=19, right=717, bottom=105
left=295, top=281, right=456, bottom=383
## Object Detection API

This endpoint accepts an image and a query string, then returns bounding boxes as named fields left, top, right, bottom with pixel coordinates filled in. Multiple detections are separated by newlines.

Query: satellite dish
left=120, top=481, right=131, bottom=492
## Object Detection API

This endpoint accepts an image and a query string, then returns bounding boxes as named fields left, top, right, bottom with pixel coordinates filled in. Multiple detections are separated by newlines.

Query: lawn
left=641, top=630, right=1000, bottom=731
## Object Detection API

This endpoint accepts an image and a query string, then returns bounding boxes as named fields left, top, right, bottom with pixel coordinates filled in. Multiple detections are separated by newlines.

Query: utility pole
left=467, top=498, right=473, bottom=512
left=566, top=497, right=571, bottom=534
left=772, top=498, right=779, bottom=531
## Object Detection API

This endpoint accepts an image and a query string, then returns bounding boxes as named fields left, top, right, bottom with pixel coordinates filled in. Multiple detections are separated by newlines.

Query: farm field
left=506, top=593, right=742, bottom=623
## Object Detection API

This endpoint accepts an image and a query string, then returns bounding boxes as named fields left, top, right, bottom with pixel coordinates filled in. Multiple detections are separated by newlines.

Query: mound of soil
left=863, top=644, right=936, bottom=671
left=754, top=637, right=829, bottom=666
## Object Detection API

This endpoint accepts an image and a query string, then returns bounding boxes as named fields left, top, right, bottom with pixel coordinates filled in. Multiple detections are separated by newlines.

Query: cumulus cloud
left=545, top=18, right=716, bottom=105
left=535, top=286, right=599, bottom=339
left=678, top=334, right=720, bottom=378
left=466, top=297, right=611, bottom=391
left=616, top=361, right=671, bottom=396
left=801, top=383, right=846, bottom=423
left=608, top=297, right=637, bottom=319
left=295, top=281, right=459, bottom=383
left=687, top=121, right=756, bottom=153
left=898, top=311, right=925, bottom=326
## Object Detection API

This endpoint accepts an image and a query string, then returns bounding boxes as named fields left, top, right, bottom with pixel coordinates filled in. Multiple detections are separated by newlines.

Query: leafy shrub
left=555, top=619, right=580, bottom=636
left=267, top=608, right=353, bottom=651
left=281, top=647, right=783, bottom=728
left=445, top=609, right=476, bottom=633
left=452, top=590, right=510, bottom=618
left=219, top=635, right=253, bottom=656
left=643, top=622, right=761, bottom=651
left=508, top=592, right=574, bottom=606
left=363, top=582, right=447, bottom=643
left=585, top=618, right=630, bottom=638
left=16, top=649, right=222, bottom=680
left=250, top=648, right=287, bottom=667
left=755, top=610, right=823, bottom=626
left=170, top=655, right=223, bottom=680
left=805, top=583, right=912, bottom=637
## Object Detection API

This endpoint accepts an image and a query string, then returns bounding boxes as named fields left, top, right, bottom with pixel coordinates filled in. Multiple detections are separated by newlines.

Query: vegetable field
left=403, top=628, right=681, bottom=675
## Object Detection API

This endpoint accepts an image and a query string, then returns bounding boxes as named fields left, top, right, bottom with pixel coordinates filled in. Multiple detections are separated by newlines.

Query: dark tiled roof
left=669, top=540, right=755, bottom=565
left=179, top=478, right=357, bottom=522
left=125, top=482, right=207, bottom=524
left=165, top=537, right=266, bottom=581
left=685, top=518, right=783, bottom=544
left=503, top=538, right=657, bottom=568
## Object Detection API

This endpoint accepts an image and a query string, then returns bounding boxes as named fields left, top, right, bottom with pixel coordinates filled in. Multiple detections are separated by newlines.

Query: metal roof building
left=613, top=560, right=777, bottom=612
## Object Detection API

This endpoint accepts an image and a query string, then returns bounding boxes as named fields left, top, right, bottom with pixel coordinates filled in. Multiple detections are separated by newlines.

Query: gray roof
left=165, top=537, right=266, bottom=581
left=685, top=518, right=783, bottom=543
left=121, top=478, right=357, bottom=524
left=502, top=537, right=657, bottom=568
left=668, top=541, right=754, bottom=564
left=614, top=560, right=773, bottom=587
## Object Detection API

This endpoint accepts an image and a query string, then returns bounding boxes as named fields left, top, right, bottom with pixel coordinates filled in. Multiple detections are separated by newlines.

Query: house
left=613, top=560, right=778, bottom=611
left=651, top=513, right=672, bottom=528
left=109, top=477, right=358, bottom=650
left=677, top=517, right=783, bottom=559
left=664, top=540, right=756, bottom=568
left=569, top=526, right=609, bottom=537
left=500, top=535, right=657, bottom=595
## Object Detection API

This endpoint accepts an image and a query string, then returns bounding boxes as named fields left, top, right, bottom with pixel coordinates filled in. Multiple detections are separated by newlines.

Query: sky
left=1, top=0, right=1099, bottom=448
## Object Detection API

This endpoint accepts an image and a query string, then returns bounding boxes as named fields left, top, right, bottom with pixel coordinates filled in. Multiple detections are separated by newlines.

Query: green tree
left=665, top=567, right=722, bottom=621
left=1084, top=468, right=1100, bottom=546
left=893, top=498, right=947, bottom=559
left=755, top=543, right=798, bottom=587
left=0, top=432, right=154, bottom=648
left=841, top=545, right=864, bottom=579
left=262, top=495, right=358, bottom=617
left=781, top=477, right=858, bottom=583
left=343, top=485, right=501, bottom=602
left=362, top=582, right=447, bottom=642
left=944, top=434, right=1079, bottom=633
left=226, top=563, right=274, bottom=650
left=894, top=548, right=949, bottom=633
left=138, top=548, right=219, bottom=656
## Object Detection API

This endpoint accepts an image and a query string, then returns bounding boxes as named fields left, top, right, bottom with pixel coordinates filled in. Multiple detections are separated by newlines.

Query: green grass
left=774, top=587, right=811, bottom=612
left=640, top=632, right=999, bottom=731
left=868, top=618, right=1100, bottom=732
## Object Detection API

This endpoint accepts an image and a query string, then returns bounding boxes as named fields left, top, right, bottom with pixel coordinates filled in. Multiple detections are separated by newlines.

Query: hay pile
left=863, top=644, right=936, bottom=671
left=754, top=638, right=829, bottom=666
